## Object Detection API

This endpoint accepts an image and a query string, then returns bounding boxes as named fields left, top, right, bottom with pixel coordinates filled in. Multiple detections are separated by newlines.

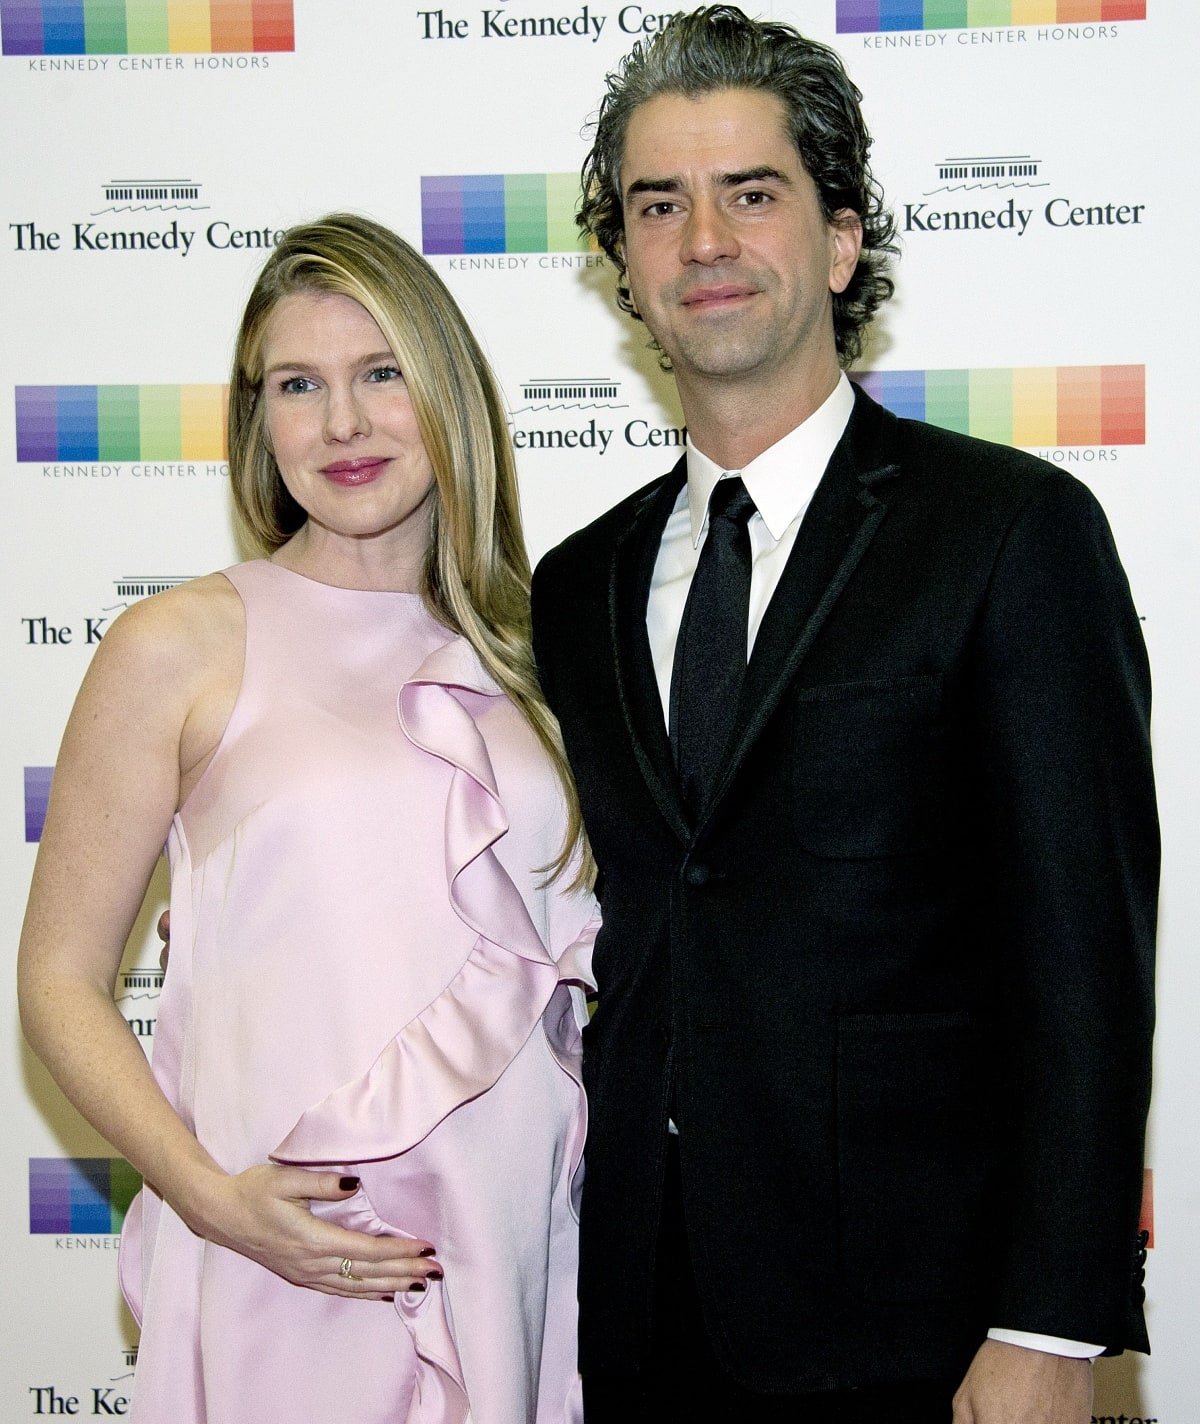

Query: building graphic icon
left=121, top=969, right=165, bottom=992
left=519, top=379, right=622, bottom=406
left=104, top=180, right=200, bottom=202
left=927, top=155, right=1047, bottom=194
left=937, top=155, right=1041, bottom=182
left=113, top=577, right=190, bottom=599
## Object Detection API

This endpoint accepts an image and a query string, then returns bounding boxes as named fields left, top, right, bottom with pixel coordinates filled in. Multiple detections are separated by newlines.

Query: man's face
left=618, top=87, right=861, bottom=398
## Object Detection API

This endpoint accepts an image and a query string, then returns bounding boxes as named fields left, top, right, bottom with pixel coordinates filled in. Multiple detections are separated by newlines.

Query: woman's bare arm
left=18, top=577, right=440, bottom=1297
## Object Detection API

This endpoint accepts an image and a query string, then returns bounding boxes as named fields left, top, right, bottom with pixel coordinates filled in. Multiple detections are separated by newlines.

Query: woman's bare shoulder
left=86, top=570, right=245, bottom=691
left=141, top=570, right=243, bottom=626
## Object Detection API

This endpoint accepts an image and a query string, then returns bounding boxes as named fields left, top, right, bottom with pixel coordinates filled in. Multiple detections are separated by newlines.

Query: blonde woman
left=19, top=214, right=597, bottom=1423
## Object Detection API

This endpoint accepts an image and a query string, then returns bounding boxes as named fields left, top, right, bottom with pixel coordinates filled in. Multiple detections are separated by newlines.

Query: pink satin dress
left=119, top=560, right=597, bottom=1423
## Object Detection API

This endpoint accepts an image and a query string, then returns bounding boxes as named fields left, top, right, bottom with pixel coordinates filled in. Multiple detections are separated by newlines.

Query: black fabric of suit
left=531, top=388, right=1156, bottom=1395
left=581, top=1136, right=959, bottom=1421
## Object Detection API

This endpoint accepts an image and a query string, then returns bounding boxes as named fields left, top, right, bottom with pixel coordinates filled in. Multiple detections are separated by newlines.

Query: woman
left=18, top=213, right=597, bottom=1423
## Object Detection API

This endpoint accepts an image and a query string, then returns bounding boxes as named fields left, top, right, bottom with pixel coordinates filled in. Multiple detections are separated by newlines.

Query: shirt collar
left=684, top=373, right=855, bottom=547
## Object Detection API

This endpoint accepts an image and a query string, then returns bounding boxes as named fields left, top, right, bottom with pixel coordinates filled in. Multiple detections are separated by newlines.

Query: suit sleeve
left=971, top=472, right=1156, bottom=1351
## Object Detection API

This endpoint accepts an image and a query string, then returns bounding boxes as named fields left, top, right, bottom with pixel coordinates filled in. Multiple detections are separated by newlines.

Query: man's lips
left=320, top=457, right=389, bottom=485
left=679, top=284, right=757, bottom=309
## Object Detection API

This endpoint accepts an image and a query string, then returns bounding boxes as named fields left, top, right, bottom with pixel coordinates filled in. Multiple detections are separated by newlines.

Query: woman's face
left=259, top=290, right=436, bottom=553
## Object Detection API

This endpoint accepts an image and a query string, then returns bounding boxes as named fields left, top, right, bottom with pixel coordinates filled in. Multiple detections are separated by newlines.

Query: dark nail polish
left=339, top=1176, right=359, bottom=1191
left=410, top=1280, right=427, bottom=1293
left=419, top=1246, right=436, bottom=1257
left=427, top=1269, right=443, bottom=1281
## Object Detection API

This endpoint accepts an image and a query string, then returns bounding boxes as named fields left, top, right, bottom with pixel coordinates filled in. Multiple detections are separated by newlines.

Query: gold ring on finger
left=338, top=1257, right=360, bottom=1281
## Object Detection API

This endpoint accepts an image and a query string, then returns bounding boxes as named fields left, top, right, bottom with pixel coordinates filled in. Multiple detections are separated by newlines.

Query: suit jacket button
left=684, top=861, right=712, bottom=888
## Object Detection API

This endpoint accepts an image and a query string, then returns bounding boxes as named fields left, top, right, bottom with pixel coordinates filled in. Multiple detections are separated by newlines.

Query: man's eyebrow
left=625, top=176, right=682, bottom=201
left=722, top=165, right=792, bottom=187
left=624, top=165, right=793, bottom=203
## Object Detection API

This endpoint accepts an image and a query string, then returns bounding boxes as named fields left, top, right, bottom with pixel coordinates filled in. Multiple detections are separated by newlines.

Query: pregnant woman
left=19, top=213, right=597, bottom=1423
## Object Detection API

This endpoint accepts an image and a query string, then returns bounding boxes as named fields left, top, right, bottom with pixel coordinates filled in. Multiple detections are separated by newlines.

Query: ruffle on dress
left=272, top=634, right=596, bottom=1423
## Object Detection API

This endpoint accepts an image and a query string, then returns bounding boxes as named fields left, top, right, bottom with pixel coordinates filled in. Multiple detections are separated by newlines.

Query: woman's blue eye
left=367, top=365, right=403, bottom=383
left=278, top=376, right=316, bottom=395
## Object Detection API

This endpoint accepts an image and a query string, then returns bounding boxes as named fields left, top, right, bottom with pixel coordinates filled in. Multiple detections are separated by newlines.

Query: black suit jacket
left=531, top=388, right=1156, bottom=1392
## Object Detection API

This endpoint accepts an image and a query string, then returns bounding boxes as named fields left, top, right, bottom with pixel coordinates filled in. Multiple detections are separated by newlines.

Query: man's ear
left=617, top=239, right=640, bottom=316
left=828, top=209, right=863, bottom=295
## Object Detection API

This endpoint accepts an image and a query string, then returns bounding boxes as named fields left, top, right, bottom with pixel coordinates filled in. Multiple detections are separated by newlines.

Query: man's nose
left=680, top=198, right=740, bottom=264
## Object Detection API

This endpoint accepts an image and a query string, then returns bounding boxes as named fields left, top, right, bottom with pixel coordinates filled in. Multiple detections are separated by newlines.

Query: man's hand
left=953, top=1339, right=1093, bottom=1424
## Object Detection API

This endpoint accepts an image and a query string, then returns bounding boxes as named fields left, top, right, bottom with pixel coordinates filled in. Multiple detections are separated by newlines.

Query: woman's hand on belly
left=191, top=1164, right=442, bottom=1300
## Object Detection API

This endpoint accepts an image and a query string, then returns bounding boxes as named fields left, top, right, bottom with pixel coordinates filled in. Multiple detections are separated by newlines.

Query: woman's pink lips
left=320, top=457, right=389, bottom=486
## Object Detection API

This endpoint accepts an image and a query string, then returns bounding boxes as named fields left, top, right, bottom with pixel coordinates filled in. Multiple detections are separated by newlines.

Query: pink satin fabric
left=119, top=561, right=597, bottom=1423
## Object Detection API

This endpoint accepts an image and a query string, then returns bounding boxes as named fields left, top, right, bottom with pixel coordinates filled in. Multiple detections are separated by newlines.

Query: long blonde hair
left=229, top=212, right=591, bottom=887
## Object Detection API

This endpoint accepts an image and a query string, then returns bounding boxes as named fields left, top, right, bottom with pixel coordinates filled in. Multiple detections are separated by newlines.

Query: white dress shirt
left=647, top=376, right=855, bottom=719
left=644, top=372, right=1101, bottom=1361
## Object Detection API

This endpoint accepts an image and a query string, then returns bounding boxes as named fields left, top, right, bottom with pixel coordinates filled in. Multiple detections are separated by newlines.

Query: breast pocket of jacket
left=790, top=673, right=947, bottom=859
left=836, top=1011, right=988, bottom=1303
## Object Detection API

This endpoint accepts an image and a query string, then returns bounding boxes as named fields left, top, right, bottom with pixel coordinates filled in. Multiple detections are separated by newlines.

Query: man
left=531, top=7, right=1156, bottom=1421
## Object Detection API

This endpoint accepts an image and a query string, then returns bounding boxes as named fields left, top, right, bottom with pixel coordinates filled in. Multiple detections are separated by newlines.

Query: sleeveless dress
left=118, top=560, right=598, bottom=1424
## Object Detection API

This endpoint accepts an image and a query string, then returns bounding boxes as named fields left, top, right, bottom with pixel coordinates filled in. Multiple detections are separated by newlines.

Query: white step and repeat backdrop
left=2, top=1, right=1196, bottom=1417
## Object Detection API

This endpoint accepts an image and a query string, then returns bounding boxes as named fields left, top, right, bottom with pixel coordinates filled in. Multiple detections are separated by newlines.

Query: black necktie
left=670, top=476, right=757, bottom=818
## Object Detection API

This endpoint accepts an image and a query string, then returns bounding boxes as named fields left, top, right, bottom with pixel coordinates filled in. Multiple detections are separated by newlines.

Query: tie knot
left=707, top=475, right=756, bottom=529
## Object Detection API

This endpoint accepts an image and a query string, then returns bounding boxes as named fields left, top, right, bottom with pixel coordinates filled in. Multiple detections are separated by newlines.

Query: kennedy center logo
left=21, top=575, right=192, bottom=653
left=854, top=366, right=1144, bottom=448
left=1, top=0, right=293, bottom=55
left=509, top=376, right=633, bottom=456
left=515, top=377, right=624, bottom=412
left=902, top=153, right=1144, bottom=237
left=928, top=154, right=1046, bottom=192
left=16, top=384, right=225, bottom=461
left=96, top=177, right=208, bottom=212
left=1139, top=1167, right=1154, bottom=1249
left=25, top=765, right=52, bottom=842
left=10, top=176, right=285, bottom=256
left=117, top=966, right=163, bottom=1041
left=422, top=173, right=587, bottom=256
left=29, top=1158, right=141, bottom=1234
left=836, top=0, right=1145, bottom=32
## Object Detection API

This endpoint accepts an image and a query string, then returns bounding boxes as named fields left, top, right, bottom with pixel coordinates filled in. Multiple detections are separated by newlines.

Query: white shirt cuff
left=987, top=1327, right=1104, bottom=1358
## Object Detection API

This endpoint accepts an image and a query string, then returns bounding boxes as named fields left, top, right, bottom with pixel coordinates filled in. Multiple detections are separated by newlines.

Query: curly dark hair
left=578, top=5, right=897, bottom=367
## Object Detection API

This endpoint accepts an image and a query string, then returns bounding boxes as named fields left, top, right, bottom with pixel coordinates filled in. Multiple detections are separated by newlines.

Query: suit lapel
left=697, top=388, right=903, bottom=834
left=609, top=457, right=692, bottom=844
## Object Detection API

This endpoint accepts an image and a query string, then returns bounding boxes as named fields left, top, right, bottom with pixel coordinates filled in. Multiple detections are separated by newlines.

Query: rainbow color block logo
left=837, top=0, right=1144, bottom=30
left=854, top=365, right=1143, bottom=446
left=421, top=175, right=586, bottom=256
left=25, top=766, right=52, bottom=842
left=1139, top=1168, right=1154, bottom=1249
left=1, top=0, right=293, bottom=54
left=29, top=1158, right=141, bottom=1234
left=15, top=385, right=227, bottom=462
